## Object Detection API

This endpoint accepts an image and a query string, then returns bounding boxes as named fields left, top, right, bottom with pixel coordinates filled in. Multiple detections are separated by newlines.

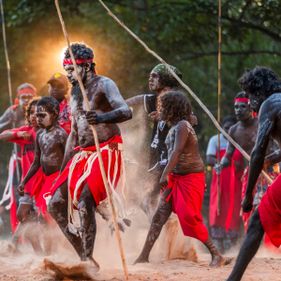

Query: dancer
left=206, top=116, right=243, bottom=252
left=0, top=98, right=40, bottom=251
left=127, top=63, right=184, bottom=218
left=227, top=66, right=281, bottom=281
left=17, top=96, right=67, bottom=218
left=216, top=92, right=259, bottom=230
left=48, top=43, right=132, bottom=266
left=134, top=91, right=228, bottom=266
left=0, top=83, right=37, bottom=233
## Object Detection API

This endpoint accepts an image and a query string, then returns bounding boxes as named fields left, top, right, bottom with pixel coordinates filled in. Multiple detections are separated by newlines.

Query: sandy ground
left=0, top=244, right=280, bottom=281
left=0, top=212, right=280, bottom=281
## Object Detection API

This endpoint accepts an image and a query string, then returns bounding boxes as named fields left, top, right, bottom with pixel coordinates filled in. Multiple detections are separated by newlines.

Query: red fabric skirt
left=209, top=149, right=239, bottom=231
left=51, top=135, right=122, bottom=206
left=29, top=168, right=59, bottom=215
left=258, top=174, right=281, bottom=247
left=165, top=172, right=209, bottom=243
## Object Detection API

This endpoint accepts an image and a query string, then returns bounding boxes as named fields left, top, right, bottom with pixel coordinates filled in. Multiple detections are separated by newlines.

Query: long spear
left=54, top=1, right=129, bottom=280
left=216, top=0, right=222, bottom=215
left=98, top=0, right=273, bottom=185
left=0, top=0, right=21, bottom=183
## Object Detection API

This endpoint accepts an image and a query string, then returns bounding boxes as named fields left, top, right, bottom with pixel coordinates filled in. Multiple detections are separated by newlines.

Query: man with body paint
left=134, top=91, right=229, bottom=267
left=47, top=72, right=71, bottom=134
left=216, top=92, right=258, bottom=230
left=126, top=63, right=184, bottom=219
left=48, top=43, right=132, bottom=267
left=226, top=67, right=281, bottom=281
left=206, top=116, right=243, bottom=253
left=217, top=91, right=278, bottom=231
left=0, top=83, right=37, bottom=233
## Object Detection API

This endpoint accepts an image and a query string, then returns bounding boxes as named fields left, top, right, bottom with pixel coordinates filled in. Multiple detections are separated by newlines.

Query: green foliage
left=0, top=0, right=281, bottom=159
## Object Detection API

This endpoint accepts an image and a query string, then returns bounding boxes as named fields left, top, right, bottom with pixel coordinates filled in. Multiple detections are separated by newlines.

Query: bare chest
left=39, top=130, right=63, bottom=153
left=233, top=126, right=257, bottom=153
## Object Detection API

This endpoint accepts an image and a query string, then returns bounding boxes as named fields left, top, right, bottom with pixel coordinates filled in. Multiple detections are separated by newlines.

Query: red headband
left=17, top=88, right=36, bottom=97
left=234, top=98, right=249, bottom=103
left=63, top=58, right=93, bottom=65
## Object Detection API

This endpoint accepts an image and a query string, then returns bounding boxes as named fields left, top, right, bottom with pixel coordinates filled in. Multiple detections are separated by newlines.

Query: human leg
left=77, top=184, right=97, bottom=261
left=48, top=182, right=83, bottom=259
left=226, top=210, right=264, bottom=281
left=134, top=189, right=172, bottom=264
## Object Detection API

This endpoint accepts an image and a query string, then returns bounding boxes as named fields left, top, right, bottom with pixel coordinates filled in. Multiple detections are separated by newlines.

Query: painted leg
left=226, top=210, right=264, bottom=281
left=77, top=185, right=97, bottom=261
left=48, top=182, right=83, bottom=259
left=204, top=237, right=227, bottom=267
left=12, top=203, right=41, bottom=254
left=140, top=172, right=162, bottom=221
left=134, top=189, right=172, bottom=264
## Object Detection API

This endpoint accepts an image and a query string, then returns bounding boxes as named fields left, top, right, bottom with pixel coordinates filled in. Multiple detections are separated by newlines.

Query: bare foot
left=209, top=255, right=233, bottom=267
left=133, top=255, right=149, bottom=265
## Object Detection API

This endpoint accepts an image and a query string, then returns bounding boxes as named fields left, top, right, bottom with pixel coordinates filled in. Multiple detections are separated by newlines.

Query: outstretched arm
left=126, top=95, right=144, bottom=107
left=264, top=148, right=281, bottom=167
left=0, top=107, right=15, bottom=132
left=0, top=129, right=31, bottom=142
left=243, top=101, right=275, bottom=212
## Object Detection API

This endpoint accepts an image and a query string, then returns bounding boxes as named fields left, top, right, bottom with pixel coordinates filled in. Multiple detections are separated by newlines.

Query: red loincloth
left=10, top=189, right=18, bottom=233
left=227, top=149, right=243, bottom=231
left=28, top=168, right=59, bottom=215
left=8, top=126, right=36, bottom=194
left=209, top=149, right=243, bottom=231
left=51, top=135, right=123, bottom=207
left=165, top=172, right=209, bottom=243
left=258, top=174, right=281, bottom=247
left=58, top=99, right=71, bottom=134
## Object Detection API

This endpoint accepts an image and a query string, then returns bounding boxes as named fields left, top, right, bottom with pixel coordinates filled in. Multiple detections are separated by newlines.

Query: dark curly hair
left=235, top=91, right=248, bottom=99
left=238, top=66, right=281, bottom=98
left=151, top=64, right=182, bottom=88
left=37, top=96, right=60, bottom=119
left=159, top=91, right=192, bottom=123
left=64, top=42, right=96, bottom=72
left=26, top=97, right=41, bottom=125
left=222, top=115, right=236, bottom=126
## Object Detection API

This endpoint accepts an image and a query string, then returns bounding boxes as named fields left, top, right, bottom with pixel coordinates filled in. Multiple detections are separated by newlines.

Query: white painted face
left=28, top=105, right=38, bottom=128
left=148, top=71, right=162, bottom=91
left=19, top=93, right=34, bottom=108
left=64, top=64, right=85, bottom=84
left=36, top=106, right=53, bottom=128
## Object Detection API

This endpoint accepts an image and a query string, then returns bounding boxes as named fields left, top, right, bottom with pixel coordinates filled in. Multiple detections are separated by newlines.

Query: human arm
left=126, top=95, right=144, bottom=107
left=242, top=101, right=275, bottom=212
left=0, top=128, right=32, bottom=142
left=0, top=107, right=15, bottom=132
left=85, top=78, right=132, bottom=124
left=206, top=135, right=217, bottom=166
left=17, top=132, right=41, bottom=195
left=263, top=144, right=281, bottom=168
left=214, top=128, right=236, bottom=173
left=159, top=121, right=188, bottom=186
